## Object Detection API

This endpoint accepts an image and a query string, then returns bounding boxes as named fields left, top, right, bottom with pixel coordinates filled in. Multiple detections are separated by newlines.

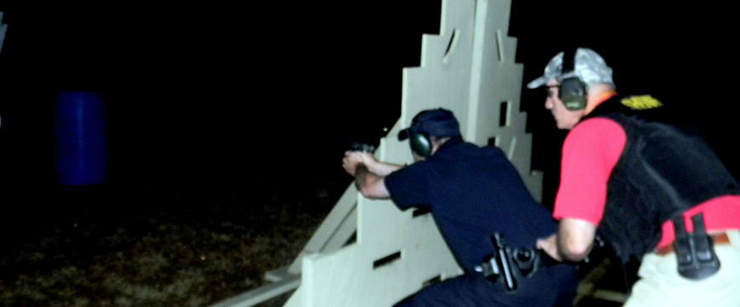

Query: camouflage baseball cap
left=527, top=48, right=614, bottom=89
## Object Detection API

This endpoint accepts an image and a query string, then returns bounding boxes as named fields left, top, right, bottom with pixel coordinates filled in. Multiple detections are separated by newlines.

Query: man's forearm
left=353, top=164, right=390, bottom=199
left=355, top=164, right=373, bottom=190
left=367, top=161, right=403, bottom=177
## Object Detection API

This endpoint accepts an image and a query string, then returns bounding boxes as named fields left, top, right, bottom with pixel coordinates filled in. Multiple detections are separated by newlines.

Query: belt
left=656, top=233, right=731, bottom=256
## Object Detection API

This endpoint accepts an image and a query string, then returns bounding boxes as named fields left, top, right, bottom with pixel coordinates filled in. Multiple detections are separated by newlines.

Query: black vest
left=580, top=95, right=739, bottom=263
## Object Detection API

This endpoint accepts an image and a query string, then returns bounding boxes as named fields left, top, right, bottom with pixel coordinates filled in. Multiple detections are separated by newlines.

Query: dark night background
left=0, top=1, right=737, bottom=252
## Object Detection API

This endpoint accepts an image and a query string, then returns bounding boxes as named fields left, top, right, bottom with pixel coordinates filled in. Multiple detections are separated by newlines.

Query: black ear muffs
left=559, top=48, right=588, bottom=111
left=560, top=77, right=587, bottom=110
left=409, top=132, right=432, bottom=158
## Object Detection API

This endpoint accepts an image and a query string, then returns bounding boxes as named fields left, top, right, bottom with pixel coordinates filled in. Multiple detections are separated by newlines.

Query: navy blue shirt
left=384, top=140, right=557, bottom=272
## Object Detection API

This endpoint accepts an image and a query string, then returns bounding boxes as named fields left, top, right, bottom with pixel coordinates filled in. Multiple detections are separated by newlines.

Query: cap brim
left=526, top=76, right=549, bottom=89
left=398, top=128, right=410, bottom=141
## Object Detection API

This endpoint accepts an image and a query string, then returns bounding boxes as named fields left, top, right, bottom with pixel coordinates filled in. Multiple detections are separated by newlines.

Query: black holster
left=672, top=213, right=720, bottom=280
left=475, top=233, right=559, bottom=293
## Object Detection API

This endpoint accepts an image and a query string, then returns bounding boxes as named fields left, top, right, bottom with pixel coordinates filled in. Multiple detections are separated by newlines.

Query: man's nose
left=544, top=98, right=553, bottom=109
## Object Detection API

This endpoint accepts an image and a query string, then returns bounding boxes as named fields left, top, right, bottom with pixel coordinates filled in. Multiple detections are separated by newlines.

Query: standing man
left=0, top=10, right=7, bottom=55
left=1, top=10, right=6, bottom=127
left=343, top=108, right=578, bottom=307
left=529, top=47, right=740, bottom=306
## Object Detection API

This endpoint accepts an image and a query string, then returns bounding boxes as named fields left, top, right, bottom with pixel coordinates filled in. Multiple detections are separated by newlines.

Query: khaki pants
left=624, top=230, right=740, bottom=307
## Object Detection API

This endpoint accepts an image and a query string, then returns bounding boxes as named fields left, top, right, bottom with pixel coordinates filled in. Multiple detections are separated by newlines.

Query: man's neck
left=585, top=85, right=617, bottom=115
left=431, top=136, right=463, bottom=156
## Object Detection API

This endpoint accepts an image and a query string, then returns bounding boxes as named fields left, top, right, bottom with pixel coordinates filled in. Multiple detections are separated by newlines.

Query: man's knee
left=391, top=287, right=447, bottom=307
left=392, top=295, right=415, bottom=307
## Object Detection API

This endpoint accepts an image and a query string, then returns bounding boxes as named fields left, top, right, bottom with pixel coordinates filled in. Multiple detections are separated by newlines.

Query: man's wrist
left=355, top=164, right=369, bottom=176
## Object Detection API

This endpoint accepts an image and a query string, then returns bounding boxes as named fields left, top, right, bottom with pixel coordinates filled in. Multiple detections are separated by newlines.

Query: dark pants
left=393, top=264, right=578, bottom=307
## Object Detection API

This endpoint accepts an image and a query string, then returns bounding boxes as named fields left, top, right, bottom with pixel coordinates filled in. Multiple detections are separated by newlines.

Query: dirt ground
left=0, top=178, right=345, bottom=307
